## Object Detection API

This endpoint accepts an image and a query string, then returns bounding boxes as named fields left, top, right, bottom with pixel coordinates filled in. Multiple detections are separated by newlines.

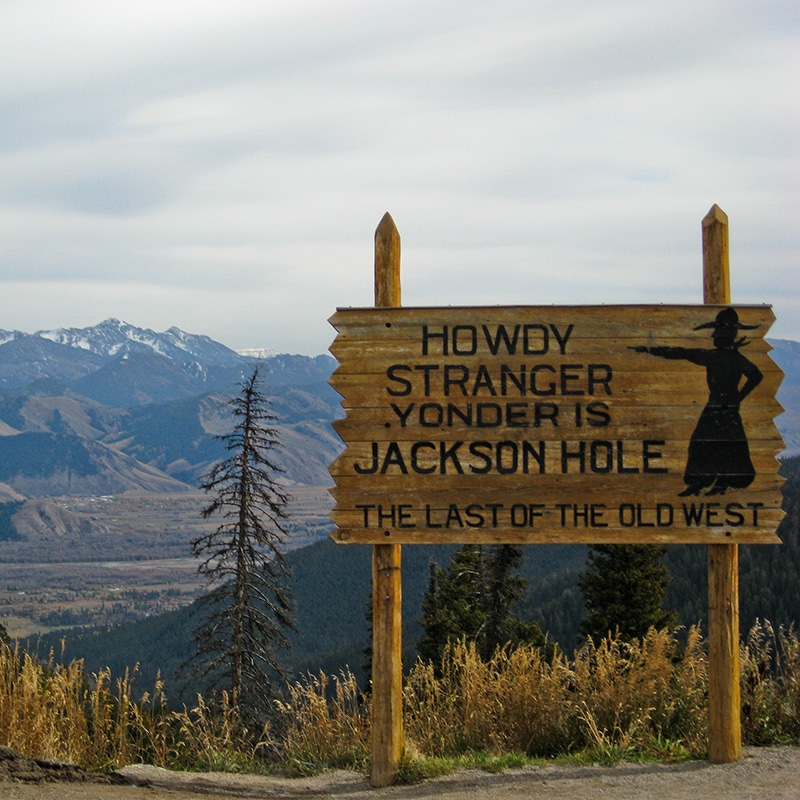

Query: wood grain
left=329, top=302, right=784, bottom=546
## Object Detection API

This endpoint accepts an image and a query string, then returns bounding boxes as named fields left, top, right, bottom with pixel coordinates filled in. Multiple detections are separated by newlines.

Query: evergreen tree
left=417, top=546, right=486, bottom=665
left=484, top=544, right=528, bottom=657
left=415, top=561, right=449, bottom=666
left=578, top=544, right=676, bottom=643
left=185, top=363, right=294, bottom=723
left=417, top=544, right=553, bottom=666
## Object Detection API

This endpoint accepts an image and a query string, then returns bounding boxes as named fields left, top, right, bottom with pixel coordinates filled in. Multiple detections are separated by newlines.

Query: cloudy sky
left=1, top=0, right=797, bottom=355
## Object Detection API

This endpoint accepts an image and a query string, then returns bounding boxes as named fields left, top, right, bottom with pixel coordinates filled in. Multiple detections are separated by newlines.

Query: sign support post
left=370, top=212, right=404, bottom=787
left=704, top=204, right=742, bottom=763
left=330, top=205, right=784, bottom=784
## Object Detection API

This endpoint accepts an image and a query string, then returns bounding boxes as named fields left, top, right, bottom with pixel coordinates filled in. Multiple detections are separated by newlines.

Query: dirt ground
left=1, top=746, right=799, bottom=799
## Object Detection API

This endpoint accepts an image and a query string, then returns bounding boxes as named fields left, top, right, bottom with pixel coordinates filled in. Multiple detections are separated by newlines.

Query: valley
left=0, top=558, right=202, bottom=638
left=0, top=322, right=342, bottom=643
left=0, top=486, right=333, bottom=639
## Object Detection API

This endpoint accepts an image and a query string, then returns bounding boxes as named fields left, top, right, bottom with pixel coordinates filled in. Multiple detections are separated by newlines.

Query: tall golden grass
left=402, top=627, right=709, bottom=760
left=275, top=670, right=371, bottom=775
left=0, top=643, right=265, bottom=770
left=281, top=622, right=800, bottom=769
left=2, top=622, right=800, bottom=773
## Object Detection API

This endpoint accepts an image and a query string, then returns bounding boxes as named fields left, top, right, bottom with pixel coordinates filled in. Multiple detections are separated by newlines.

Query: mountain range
left=0, top=320, right=797, bottom=494
left=0, top=319, right=342, bottom=499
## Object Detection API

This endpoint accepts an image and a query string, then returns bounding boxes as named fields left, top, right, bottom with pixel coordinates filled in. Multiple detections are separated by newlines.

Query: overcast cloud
left=1, top=0, right=797, bottom=354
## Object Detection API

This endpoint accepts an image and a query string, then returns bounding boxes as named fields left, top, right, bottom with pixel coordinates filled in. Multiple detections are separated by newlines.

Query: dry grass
left=172, top=691, right=272, bottom=771
left=740, top=620, right=800, bottom=744
left=403, top=627, right=707, bottom=760
left=2, top=622, right=800, bottom=775
left=0, top=644, right=91, bottom=765
left=279, top=622, right=800, bottom=771
left=275, top=670, right=371, bottom=776
left=571, top=625, right=707, bottom=759
left=0, top=642, right=262, bottom=771
left=404, top=641, right=574, bottom=756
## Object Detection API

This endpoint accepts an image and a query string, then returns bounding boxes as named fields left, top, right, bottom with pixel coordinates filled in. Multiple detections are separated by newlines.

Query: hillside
left=31, top=537, right=581, bottom=697
left=772, top=338, right=800, bottom=455
left=0, top=432, right=192, bottom=496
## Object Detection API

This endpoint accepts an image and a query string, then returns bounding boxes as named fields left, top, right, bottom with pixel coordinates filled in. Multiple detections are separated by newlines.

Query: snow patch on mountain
left=35, top=319, right=245, bottom=367
left=238, top=347, right=278, bottom=358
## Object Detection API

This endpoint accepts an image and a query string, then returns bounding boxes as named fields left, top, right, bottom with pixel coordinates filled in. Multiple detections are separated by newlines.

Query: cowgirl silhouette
left=631, top=307, right=762, bottom=496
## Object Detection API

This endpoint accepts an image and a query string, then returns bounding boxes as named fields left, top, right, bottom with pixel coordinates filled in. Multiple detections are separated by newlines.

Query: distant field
left=0, top=487, right=333, bottom=639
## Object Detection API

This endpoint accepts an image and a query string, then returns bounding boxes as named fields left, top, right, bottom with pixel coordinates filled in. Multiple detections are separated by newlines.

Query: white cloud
left=0, top=0, right=797, bottom=352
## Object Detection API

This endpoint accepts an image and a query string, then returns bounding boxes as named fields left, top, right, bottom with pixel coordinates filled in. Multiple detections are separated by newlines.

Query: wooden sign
left=329, top=304, right=784, bottom=544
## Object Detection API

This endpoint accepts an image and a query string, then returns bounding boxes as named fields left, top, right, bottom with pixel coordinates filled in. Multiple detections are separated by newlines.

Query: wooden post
left=703, top=204, right=742, bottom=763
left=371, top=212, right=404, bottom=787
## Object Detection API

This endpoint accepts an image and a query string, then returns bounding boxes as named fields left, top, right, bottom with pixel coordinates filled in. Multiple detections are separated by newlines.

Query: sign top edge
left=332, top=303, right=774, bottom=313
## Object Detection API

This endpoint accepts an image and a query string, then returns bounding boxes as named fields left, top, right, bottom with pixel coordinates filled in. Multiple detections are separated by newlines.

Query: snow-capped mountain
left=0, top=320, right=342, bottom=495
left=238, top=347, right=279, bottom=359
left=34, top=318, right=244, bottom=367
left=0, top=319, right=256, bottom=403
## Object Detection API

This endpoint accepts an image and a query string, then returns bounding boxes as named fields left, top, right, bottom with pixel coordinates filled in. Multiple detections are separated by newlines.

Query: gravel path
left=1, top=746, right=798, bottom=799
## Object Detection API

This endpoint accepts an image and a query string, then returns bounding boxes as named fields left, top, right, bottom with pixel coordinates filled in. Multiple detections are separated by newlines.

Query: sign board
left=328, top=304, right=784, bottom=544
